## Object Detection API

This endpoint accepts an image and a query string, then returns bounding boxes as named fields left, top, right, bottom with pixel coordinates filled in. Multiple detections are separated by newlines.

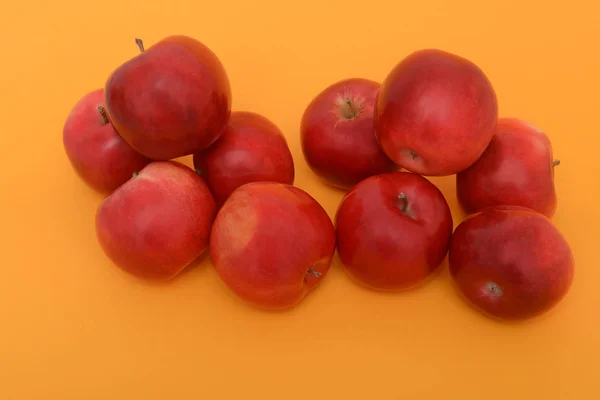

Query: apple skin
left=335, top=172, right=453, bottom=291
left=373, top=49, right=498, bottom=176
left=448, top=206, right=574, bottom=320
left=104, top=35, right=232, bottom=160
left=210, top=182, right=336, bottom=310
left=96, top=161, right=217, bottom=280
left=193, top=111, right=295, bottom=207
left=300, top=78, right=397, bottom=189
left=456, top=118, right=559, bottom=218
left=62, top=88, right=152, bottom=194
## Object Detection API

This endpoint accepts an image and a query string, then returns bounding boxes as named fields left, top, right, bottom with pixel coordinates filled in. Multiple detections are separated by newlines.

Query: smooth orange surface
left=1, top=0, right=599, bottom=398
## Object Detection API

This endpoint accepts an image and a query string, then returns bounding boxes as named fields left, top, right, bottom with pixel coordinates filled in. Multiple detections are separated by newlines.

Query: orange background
left=1, top=0, right=599, bottom=398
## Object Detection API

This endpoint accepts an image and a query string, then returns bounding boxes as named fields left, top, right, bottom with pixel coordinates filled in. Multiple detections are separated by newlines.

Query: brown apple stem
left=135, top=38, right=145, bottom=52
left=307, top=269, right=322, bottom=278
left=132, top=171, right=139, bottom=178
left=397, top=193, right=409, bottom=214
left=552, top=159, right=561, bottom=167
left=97, top=106, right=109, bottom=125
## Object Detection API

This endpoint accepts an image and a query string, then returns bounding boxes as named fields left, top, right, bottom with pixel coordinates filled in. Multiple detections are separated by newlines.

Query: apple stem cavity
left=307, top=268, right=322, bottom=278
left=135, top=38, right=145, bottom=53
left=97, top=105, right=109, bottom=125
left=484, top=281, right=503, bottom=298
left=397, top=193, right=409, bottom=213
left=552, top=159, right=561, bottom=167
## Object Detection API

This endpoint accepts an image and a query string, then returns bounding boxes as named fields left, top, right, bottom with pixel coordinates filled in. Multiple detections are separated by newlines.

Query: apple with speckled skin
left=96, top=161, right=216, bottom=280
left=210, top=182, right=336, bottom=310
left=335, top=172, right=453, bottom=291
left=63, top=88, right=151, bottom=194
left=374, top=49, right=498, bottom=176
left=449, top=206, right=574, bottom=320
left=193, top=111, right=295, bottom=207
left=300, top=78, right=397, bottom=189
left=456, top=118, right=560, bottom=218
left=104, top=36, right=232, bottom=160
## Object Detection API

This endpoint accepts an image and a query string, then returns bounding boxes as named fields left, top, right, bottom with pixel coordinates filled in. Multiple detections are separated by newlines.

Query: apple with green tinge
left=335, top=172, right=453, bottom=291
left=96, top=161, right=216, bottom=280
left=300, top=78, right=397, bottom=189
left=456, top=117, right=560, bottom=218
left=210, top=182, right=336, bottom=310
left=374, top=49, right=498, bottom=176
left=449, top=206, right=574, bottom=320
left=62, top=88, right=151, bottom=193
left=104, top=36, right=232, bottom=160
left=193, top=111, right=295, bottom=207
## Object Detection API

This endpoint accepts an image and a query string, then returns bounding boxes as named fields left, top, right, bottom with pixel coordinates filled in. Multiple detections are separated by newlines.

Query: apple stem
left=135, top=38, right=145, bottom=52
left=97, top=106, right=109, bottom=125
left=307, top=269, right=322, bottom=278
left=132, top=171, right=139, bottom=178
left=552, top=159, right=561, bottom=167
left=397, top=193, right=409, bottom=214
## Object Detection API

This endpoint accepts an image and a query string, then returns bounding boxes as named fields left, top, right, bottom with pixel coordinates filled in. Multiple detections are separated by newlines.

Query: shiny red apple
left=62, top=88, right=151, bottom=193
left=104, top=35, right=232, bottom=160
left=335, top=172, right=453, bottom=291
left=193, top=111, right=295, bottom=207
left=374, top=49, right=498, bottom=176
left=456, top=117, right=560, bottom=218
left=300, top=78, right=397, bottom=189
left=449, top=206, right=574, bottom=320
left=210, top=182, right=336, bottom=310
left=96, top=161, right=217, bottom=280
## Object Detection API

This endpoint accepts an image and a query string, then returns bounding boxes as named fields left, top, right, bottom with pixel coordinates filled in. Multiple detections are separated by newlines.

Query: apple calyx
left=484, top=281, right=503, bottom=298
left=307, top=268, right=322, bottom=278
left=135, top=38, right=145, bottom=53
left=552, top=159, right=561, bottom=167
left=396, top=193, right=416, bottom=219
left=97, top=105, right=109, bottom=125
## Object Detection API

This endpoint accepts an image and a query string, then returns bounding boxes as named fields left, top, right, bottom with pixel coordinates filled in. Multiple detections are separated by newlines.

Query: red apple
left=210, top=182, right=336, bottom=310
left=193, top=111, right=295, bottom=207
left=62, top=88, right=151, bottom=193
left=96, top=161, right=217, bottom=280
left=104, top=36, right=232, bottom=160
left=456, top=118, right=560, bottom=218
left=374, top=49, right=498, bottom=176
left=300, top=78, right=397, bottom=189
left=335, top=172, right=453, bottom=291
left=449, top=206, right=574, bottom=320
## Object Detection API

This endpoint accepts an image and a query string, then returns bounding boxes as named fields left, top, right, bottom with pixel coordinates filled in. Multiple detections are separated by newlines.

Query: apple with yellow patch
left=210, top=182, right=336, bottom=310
left=96, top=161, right=217, bottom=280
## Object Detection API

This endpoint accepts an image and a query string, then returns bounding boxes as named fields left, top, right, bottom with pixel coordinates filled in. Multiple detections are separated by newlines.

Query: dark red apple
left=104, top=36, right=232, bottom=160
left=374, top=49, right=498, bottom=176
left=335, top=172, right=453, bottom=291
left=193, top=111, right=295, bottom=207
left=456, top=117, right=560, bottom=218
left=300, top=78, right=397, bottom=189
left=449, top=206, right=574, bottom=320
left=62, top=88, right=151, bottom=193
left=210, top=182, right=336, bottom=310
left=96, top=161, right=217, bottom=280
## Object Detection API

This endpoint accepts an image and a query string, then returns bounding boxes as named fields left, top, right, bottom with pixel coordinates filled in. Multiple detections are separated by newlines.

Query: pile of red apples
left=63, top=35, right=574, bottom=321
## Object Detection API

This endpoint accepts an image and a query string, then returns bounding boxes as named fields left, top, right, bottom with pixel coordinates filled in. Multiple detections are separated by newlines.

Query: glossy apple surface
left=63, top=88, right=151, bottom=193
left=96, top=161, right=216, bottom=280
left=193, top=111, right=295, bottom=207
left=210, top=182, right=336, bottom=310
left=456, top=117, right=559, bottom=218
left=105, top=35, right=232, bottom=160
left=300, top=78, right=396, bottom=189
left=335, top=172, right=453, bottom=290
left=374, top=49, right=498, bottom=176
left=449, top=206, right=574, bottom=320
